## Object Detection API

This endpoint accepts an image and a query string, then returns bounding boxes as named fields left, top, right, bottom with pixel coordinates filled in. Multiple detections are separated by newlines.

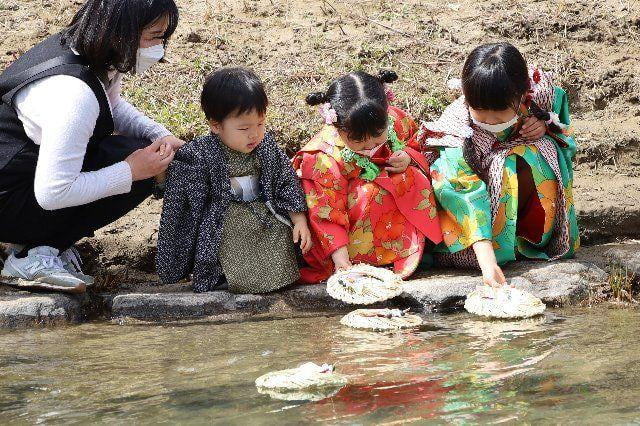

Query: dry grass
left=107, top=0, right=640, bottom=151
left=2, top=0, right=638, bottom=150
left=608, top=261, right=638, bottom=303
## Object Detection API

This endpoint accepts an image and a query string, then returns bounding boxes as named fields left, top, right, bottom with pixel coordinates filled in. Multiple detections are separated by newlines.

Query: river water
left=1, top=307, right=639, bottom=424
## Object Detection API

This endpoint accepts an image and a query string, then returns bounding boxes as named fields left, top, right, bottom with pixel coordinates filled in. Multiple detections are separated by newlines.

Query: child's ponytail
left=305, top=92, right=328, bottom=106
left=377, top=70, right=398, bottom=84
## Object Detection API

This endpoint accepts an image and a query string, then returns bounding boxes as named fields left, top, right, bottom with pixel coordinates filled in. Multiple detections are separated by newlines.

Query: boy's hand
left=290, top=212, right=313, bottom=254
left=386, top=150, right=411, bottom=173
left=520, top=116, right=546, bottom=141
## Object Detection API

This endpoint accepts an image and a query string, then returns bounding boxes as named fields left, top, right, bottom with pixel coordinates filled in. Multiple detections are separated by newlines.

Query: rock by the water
left=0, top=259, right=608, bottom=327
left=0, top=289, right=90, bottom=327
left=604, top=244, right=640, bottom=276
left=399, top=260, right=607, bottom=311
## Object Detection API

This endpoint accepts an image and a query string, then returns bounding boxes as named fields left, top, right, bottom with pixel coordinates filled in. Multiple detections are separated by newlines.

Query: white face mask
left=471, top=114, right=519, bottom=133
left=135, top=44, right=164, bottom=75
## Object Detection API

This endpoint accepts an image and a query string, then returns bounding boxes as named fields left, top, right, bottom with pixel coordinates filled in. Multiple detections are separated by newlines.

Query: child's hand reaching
left=289, top=212, right=313, bottom=254
left=472, top=239, right=508, bottom=288
left=331, top=246, right=352, bottom=272
left=519, top=116, right=546, bottom=141
left=480, top=262, right=508, bottom=288
left=386, top=150, right=411, bottom=173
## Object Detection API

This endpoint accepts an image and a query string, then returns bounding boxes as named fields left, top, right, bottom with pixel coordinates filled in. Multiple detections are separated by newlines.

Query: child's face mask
left=471, top=114, right=518, bottom=133
left=468, top=96, right=524, bottom=141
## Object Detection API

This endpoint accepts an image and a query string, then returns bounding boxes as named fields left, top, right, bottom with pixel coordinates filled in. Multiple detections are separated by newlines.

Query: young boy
left=156, top=67, right=311, bottom=293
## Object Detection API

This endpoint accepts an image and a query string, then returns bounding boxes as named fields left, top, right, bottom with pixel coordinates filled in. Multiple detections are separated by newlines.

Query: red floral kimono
left=293, top=106, right=443, bottom=283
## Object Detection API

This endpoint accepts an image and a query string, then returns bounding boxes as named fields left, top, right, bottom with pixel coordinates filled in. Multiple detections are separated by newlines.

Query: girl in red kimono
left=293, top=70, right=442, bottom=283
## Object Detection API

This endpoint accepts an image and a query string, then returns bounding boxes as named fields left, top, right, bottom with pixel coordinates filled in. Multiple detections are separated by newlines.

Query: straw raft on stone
left=464, top=285, right=546, bottom=319
left=327, top=264, right=403, bottom=305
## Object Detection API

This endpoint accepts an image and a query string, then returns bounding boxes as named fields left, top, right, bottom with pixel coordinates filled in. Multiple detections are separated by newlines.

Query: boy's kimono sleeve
left=295, top=151, right=349, bottom=259
left=271, top=141, right=308, bottom=213
left=156, top=150, right=209, bottom=284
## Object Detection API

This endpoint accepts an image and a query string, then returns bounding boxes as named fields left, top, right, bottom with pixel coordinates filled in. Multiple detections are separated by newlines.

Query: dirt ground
left=1, top=0, right=639, bottom=289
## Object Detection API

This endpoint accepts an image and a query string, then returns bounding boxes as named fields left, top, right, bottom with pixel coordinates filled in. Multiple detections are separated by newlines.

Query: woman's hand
left=472, top=239, right=507, bottom=288
left=155, top=134, right=186, bottom=152
left=331, top=246, right=352, bottom=272
left=386, top=150, right=411, bottom=173
left=290, top=212, right=313, bottom=254
left=519, top=116, right=546, bottom=141
left=125, top=139, right=174, bottom=181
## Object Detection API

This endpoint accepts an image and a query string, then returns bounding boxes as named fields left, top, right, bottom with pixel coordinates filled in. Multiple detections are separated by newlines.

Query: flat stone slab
left=0, top=288, right=91, bottom=327
left=0, top=259, right=611, bottom=326
left=108, top=260, right=607, bottom=322
left=604, top=244, right=640, bottom=276
left=576, top=240, right=640, bottom=274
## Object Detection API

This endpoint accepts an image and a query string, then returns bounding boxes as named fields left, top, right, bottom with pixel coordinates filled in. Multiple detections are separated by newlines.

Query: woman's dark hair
left=306, top=70, right=398, bottom=142
left=201, top=67, right=269, bottom=122
left=61, top=0, right=179, bottom=73
left=461, top=42, right=528, bottom=111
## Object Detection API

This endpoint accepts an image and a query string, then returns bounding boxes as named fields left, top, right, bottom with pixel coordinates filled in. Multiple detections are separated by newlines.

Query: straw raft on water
left=340, top=308, right=424, bottom=331
left=255, top=362, right=348, bottom=401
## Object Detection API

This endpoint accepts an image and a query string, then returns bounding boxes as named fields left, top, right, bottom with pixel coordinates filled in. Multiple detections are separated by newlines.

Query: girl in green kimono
left=419, top=42, right=579, bottom=287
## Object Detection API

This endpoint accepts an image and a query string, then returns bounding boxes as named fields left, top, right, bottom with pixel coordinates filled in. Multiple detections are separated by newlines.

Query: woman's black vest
left=0, top=33, right=114, bottom=181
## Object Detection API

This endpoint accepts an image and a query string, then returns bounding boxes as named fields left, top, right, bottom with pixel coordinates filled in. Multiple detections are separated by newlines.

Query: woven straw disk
left=327, top=264, right=403, bottom=305
left=464, top=285, right=546, bottom=319
left=255, top=362, right=347, bottom=401
left=340, top=308, right=424, bottom=331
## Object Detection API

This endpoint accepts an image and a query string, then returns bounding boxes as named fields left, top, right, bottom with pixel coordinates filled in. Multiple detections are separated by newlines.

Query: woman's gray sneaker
left=0, top=246, right=86, bottom=294
left=59, top=247, right=94, bottom=286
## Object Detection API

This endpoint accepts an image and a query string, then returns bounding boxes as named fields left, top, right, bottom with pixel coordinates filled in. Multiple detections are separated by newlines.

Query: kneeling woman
left=420, top=42, right=580, bottom=287
left=294, top=71, right=443, bottom=283
left=0, top=0, right=183, bottom=293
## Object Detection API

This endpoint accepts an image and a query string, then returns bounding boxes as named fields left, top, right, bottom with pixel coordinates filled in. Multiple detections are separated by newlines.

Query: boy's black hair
left=306, top=70, right=398, bottom=142
left=61, top=0, right=179, bottom=74
left=201, top=67, right=269, bottom=122
left=462, top=42, right=528, bottom=111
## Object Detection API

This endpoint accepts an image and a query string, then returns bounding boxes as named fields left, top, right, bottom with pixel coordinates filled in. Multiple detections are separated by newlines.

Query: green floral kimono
left=419, top=68, right=579, bottom=268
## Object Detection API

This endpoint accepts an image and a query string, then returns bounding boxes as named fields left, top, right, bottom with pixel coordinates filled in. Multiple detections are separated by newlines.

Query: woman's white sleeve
left=14, top=75, right=133, bottom=210
left=109, top=75, right=172, bottom=142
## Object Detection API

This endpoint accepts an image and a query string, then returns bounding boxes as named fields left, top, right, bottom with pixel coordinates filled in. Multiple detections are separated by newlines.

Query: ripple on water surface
left=0, top=308, right=639, bottom=423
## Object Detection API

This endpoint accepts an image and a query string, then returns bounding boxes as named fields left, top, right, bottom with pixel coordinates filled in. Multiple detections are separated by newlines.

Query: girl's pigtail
left=305, top=92, right=328, bottom=106
left=378, top=70, right=398, bottom=101
left=377, top=70, right=398, bottom=84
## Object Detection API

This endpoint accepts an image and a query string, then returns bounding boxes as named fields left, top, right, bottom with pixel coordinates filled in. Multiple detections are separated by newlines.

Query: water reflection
left=314, top=378, right=453, bottom=421
left=0, top=309, right=640, bottom=423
